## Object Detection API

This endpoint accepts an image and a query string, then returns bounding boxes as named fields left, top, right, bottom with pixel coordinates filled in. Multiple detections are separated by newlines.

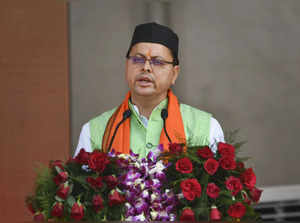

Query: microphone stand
left=107, top=109, right=131, bottom=152
left=161, top=108, right=172, bottom=143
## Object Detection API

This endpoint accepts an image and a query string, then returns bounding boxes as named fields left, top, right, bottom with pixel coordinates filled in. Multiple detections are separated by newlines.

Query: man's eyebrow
left=134, top=53, right=146, bottom=57
left=151, top=55, right=164, bottom=59
left=134, top=53, right=164, bottom=59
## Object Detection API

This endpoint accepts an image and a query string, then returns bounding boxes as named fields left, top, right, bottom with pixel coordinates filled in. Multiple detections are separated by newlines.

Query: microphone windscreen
left=161, top=108, right=168, bottom=119
left=123, top=109, right=132, bottom=119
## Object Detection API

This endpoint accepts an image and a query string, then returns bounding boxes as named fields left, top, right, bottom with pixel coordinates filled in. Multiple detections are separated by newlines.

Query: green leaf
left=66, top=196, right=76, bottom=207
left=199, top=173, right=209, bottom=185
left=69, top=183, right=74, bottom=195
left=55, top=166, right=62, bottom=173
left=55, top=196, right=64, bottom=203
left=189, top=155, right=203, bottom=165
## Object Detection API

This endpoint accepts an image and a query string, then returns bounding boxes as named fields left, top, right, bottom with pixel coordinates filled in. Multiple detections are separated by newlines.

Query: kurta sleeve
left=74, top=122, right=92, bottom=157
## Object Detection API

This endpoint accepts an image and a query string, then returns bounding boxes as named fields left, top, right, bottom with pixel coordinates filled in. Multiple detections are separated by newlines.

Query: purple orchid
left=118, top=145, right=176, bottom=221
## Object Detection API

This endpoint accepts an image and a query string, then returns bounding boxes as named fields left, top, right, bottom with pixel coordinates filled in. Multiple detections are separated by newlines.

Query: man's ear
left=125, top=59, right=129, bottom=69
left=171, top=65, right=180, bottom=85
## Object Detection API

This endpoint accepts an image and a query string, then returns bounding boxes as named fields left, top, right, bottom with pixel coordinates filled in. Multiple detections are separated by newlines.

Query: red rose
left=220, top=156, right=236, bottom=170
left=218, top=142, right=235, bottom=158
left=56, top=182, right=70, bottom=200
left=169, top=143, right=183, bottom=154
left=180, top=208, right=195, bottom=221
left=228, top=202, right=246, bottom=218
left=197, top=146, right=214, bottom=159
left=58, top=171, right=68, bottom=181
left=180, top=178, right=201, bottom=201
left=88, top=150, right=110, bottom=172
left=71, top=202, right=84, bottom=220
left=108, top=190, right=125, bottom=206
left=204, top=158, right=219, bottom=175
left=49, top=160, right=64, bottom=171
left=104, top=175, right=118, bottom=188
left=92, top=194, right=104, bottom=212
left=33, top=212, right=45, bottom=221
left=206, top=183, right=220, bottom=199
left=182, top=190, right=196, bottom=201
left=53, top=171, right=68, bottom=186
left=237, top=161, right=245, bottom=170
left=176, top=157, right=193, bottom=174
left=51, top=202, right=64, bottom=217
left=240, top=168, right=256, bottom=189
left=250, top=187, right=263, bottom=203
left=75, top=148, right=90, bottom=165
left=226, top=176, right=243, bottom=196
left=53, top=175, right=61, bottom=186
left=87, top=176, right=103, bottom=189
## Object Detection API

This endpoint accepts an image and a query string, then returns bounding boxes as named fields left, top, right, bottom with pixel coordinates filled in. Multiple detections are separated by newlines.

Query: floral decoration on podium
left=26, top=140, right=262, bottom=222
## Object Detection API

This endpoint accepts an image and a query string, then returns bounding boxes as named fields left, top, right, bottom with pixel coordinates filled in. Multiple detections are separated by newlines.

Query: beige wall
left=70, top=0, right=147, bottom=150
left=70, top=0, right=300, bottom=187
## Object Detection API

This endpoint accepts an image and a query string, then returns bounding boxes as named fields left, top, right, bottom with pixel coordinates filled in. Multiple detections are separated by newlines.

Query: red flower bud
left=228, top=202, right=246, bottom=218
left=56, top=182, right=70, bottom=200
left=33, top=212, right=45, bottom=221
left=88, top=150, right=110, bottom=173
left=240, top=168, right=256, bottom=189
left=169, top=143, right=184, bottom=154
left=197, top=146, right=214, bottom=159
left=87, top=176, right=103, bottom=189
left=210, top=205, right=221, bottom=220
left=75, top=148, right=90, bottom=165
left=53, top=175, right=61, bottom=186
left=180, top=208, right=195, bottom=221
left=51, top=202, right=64, bottom=217
left=237, top=161, right=245, bottom=170
left=108, top=190, right=125, bottom=206
left=71, top=202, right=84, bottom=220
left=92, top=194, right=104, bottom=212
left=104, top=175, right=118, bottom=188
left=250, top=187, right=263, bottom=203
left=49, top=160, right=64, bottom=171
left=218, top=142, right=235, bottom=158
left=27, top=202, right=35, bottom=214
left=53, top=171, right=68, bottom=186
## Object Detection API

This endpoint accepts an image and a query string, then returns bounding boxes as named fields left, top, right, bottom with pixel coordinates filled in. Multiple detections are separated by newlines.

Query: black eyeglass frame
left=126, top=55, right=177, bottom=66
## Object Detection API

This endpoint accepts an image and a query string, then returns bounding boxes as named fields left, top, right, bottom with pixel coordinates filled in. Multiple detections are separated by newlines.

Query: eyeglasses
left=127, top=55, right=175, bottom=67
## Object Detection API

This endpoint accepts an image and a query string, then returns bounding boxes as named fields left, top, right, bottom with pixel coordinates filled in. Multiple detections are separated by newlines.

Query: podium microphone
left=161, top=108, right=172, bottom=143
left=107, top=109, right=132, bottom=151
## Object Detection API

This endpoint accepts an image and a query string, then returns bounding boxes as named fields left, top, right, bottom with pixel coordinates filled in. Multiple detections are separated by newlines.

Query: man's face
left=125, top=42, right=179, bottom=100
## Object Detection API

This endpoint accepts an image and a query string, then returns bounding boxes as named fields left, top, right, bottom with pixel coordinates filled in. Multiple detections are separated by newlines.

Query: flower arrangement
left=26, top=139, right=262, bottom=221
left=160, top=142, right=262, bottom=221
left=116, top=146, right=177, bottom=221
left=26, top=149, right=126, bottom=221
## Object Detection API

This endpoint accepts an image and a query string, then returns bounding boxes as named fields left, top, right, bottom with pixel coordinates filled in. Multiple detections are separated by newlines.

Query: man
left=75, top=22, right=224, bottom=158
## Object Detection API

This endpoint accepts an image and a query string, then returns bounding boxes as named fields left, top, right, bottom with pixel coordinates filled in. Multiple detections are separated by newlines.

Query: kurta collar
left=129, top=98, right=168, bottom=126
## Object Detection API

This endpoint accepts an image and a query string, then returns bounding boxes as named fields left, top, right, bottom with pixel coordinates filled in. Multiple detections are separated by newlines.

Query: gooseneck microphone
left=161, top=108, right=172, bottom=143
left=107, top=109, right=132, bottom=151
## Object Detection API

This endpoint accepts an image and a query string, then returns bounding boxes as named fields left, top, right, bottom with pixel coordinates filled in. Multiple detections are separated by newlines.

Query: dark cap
left=126, top=22, right=179, bottom=65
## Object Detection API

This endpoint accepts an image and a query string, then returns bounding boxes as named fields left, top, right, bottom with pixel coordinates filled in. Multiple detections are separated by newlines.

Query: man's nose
left=142, top=59, right=153, bottom=73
